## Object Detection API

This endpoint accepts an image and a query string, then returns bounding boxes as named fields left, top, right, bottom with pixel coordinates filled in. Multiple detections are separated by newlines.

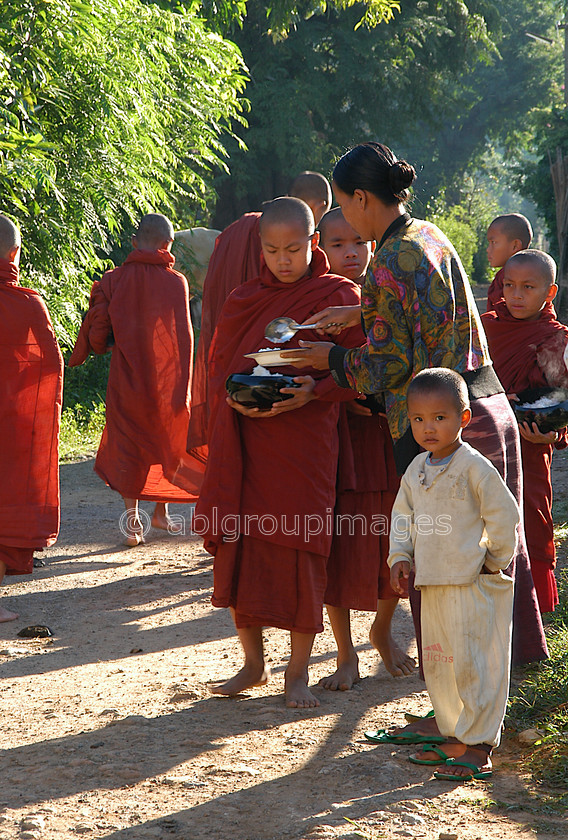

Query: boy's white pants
left=421, top=573, right=514, bottom=747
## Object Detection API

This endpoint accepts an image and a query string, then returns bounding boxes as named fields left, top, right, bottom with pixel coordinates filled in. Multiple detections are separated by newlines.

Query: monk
left=187, top=171, right=332, bottom=456
left=482, top=249, right=568, bottom=613
left=486, top=213, right=532, bottom=312
left=0, top=215, right=63, bottom=621
left=69, top=213, right=203, bottom=546
left=193, top=197, right=361, bottom=708
left=317, top=209, right=412, bottom=688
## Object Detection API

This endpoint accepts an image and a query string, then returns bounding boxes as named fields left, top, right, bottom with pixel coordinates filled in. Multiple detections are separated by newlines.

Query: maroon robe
left=486, top=267, right=505, bottom=312
left=194, top=248, right=362, bottom=633
left=0, top=258, right=63, bottom=574
left=187, top=213, right=262, bottom=457
left=482, top=301, right=568, bottom=612
left=69, top=249, right=203, bottom=501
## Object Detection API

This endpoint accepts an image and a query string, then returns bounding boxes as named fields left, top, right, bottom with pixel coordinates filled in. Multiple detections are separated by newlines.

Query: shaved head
left=489, top=214, right=532, bottom=249
left=259, top=197, right=315, bottom=236
left=289, top=171, right=332, bottom=205
left=0, top=214, right=21, bottom=260
left=135, top=213, right=174, bottom=250
left=506, top=249, right=557, bottom=287
left=407, top=368, right=470, bottom=414
left=318, top=207, right=346, bottom=240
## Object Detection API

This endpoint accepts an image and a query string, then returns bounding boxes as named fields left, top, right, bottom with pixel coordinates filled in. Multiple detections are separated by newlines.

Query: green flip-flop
left=404, top=708, right=435, bottom=724
left=364, top=729, right=446, bottom=745
left=408, top=744, right=453, bottom=766
left=434, top=758, right=493, bottom=781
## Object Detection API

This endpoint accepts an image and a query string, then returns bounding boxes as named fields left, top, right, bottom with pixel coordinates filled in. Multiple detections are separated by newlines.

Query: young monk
left=188, top=172, right=332, bottom=456
left=318, top=208, right=412, bottom=688
left=486, top=213, right=532, bottom=312
left=482, top=250, right=568, bottom=613
left=0, top=215, right=63, bottom=621
left=193, top=197, right=362, bottom=708
left=69, top=213, right=203, bottom=546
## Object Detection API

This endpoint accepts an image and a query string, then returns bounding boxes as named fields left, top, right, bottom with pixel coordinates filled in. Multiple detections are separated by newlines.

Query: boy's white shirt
left=388, top=441, right=520, bottom=587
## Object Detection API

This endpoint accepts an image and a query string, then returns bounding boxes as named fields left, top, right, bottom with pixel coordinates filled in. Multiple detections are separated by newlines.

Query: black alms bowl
left=512, top=386, right=568, bottom=434
left=226, top=373, right=301, bottom=409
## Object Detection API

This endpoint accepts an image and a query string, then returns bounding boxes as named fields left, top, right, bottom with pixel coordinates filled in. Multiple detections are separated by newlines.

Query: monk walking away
left=194, top=197, right=362, bottom=708
left=388, top=369, right=519, bottom=781
left=69, top=213, right=203, bottom=546
left=482, top=249, right=568, bottom=613
left=317, top=208, right=411, bottom=690
left=0, top=214, right=63, bottom=621
left=486, top=213, right=532, bottom=312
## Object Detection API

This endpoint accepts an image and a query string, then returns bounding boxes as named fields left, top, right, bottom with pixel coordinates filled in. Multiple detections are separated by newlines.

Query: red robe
left=69, top=249, right=203, bottom=501
left=325, top=337, right=400, bottom=610
left=187, top=213, right=262, bottom=457
left=194, top=248, right=362, bottom=633
left=0, top=259, right=63, bottom=574
left=482, top=301, right=568, bottom=612
left=486, top=267, right=505, bottom=312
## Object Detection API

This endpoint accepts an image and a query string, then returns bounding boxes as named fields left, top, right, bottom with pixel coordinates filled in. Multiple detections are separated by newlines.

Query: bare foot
left=124, top=531, right=145, bottom=548
left=390, top=718, right=442, bottom=738
left=151, top=512, right=172, bottom=531
left=369, top=618, right=416, bottom=677
left=209, top=663, right=269, bottom=696
left=285, top=674, right=320, bottom=708
left=0, top=605, right=18, bottom=622
left=433, top=744, right=493, bottom=779
left=319, top=655, right=360, bottom=691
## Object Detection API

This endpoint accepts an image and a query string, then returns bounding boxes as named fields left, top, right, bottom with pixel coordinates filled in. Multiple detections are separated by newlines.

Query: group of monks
left=1, top=180, right=566, bottom=711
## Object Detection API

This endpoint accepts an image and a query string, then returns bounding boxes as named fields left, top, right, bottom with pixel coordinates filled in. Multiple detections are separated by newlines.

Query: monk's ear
left=547, top=283, right=558, bottom=303
left=131, top=234, right=138, bottom=250
left=310, top=231, right=320, bottom=251
left=461, top=408, right=472, bottom=430
left=7, top=244, right=20, bottom=264
left=511, top=238, right=523, bottom=254
left=370, top=240, right=377, bottom=254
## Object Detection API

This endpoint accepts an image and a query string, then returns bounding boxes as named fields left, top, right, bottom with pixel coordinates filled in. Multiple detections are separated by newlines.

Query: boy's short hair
left=0, top=214, right=21, bottom=259
left=489, top=214, right=533, bottom=249
left=259, top=197, right=315, bottom=236
left=136, top=213, right=174, bottom=249
left=407, top=368, right=470, bottom=414
left=506, top=249, right=557, bottom=286
left=318, top=207, right=344, bottom=240
left=289, top=171, right=332, bottom=207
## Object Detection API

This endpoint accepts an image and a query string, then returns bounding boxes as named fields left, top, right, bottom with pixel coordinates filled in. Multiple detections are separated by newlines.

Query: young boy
left=0, top=214, right=63, bottom=621
left=486, top=213, right=532, bottom=312
left=389, top=368, right=519, bottom=780
left=188, top=172, right=332, bottom=455
left=482, top=250, right=568, bottom=612
left=317, top=209, right=412, bottom=688
left=69, top=213, right=203, bottom=545
left=193, top=197, right=362, bottom=708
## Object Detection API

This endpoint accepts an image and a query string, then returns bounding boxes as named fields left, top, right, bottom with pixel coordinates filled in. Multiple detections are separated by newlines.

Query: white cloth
left=422, top=573, right=514, bottom=746
left=388, top=441, right=520, bottom=585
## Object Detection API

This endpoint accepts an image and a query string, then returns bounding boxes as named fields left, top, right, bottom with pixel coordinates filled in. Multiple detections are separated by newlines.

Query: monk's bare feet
left=124, top=529, right=145, bottom=548
left=151, top=512, right=172, bottom=531
left=319, top=654, right=360, bottom=691
left=369, top=618, right=415, bottom=677
left=0, top=605, right=18, bottom=622
left=210, top=663, right=269, bottom=696
left=285, top=670, right=320, bottom=708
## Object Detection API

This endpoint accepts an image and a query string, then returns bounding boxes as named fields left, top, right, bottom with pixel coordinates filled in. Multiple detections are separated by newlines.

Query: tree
left=0, top=0, right=246, bottom=346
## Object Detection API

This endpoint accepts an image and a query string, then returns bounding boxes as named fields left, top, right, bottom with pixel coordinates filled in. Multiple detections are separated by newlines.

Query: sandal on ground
left=433, top=744, right=493, bottom=781
left=364, top=729, right=445, bottom=745
left=404, top=708, right=435, bottom=724
left=409, top=744, right=454, bottom=765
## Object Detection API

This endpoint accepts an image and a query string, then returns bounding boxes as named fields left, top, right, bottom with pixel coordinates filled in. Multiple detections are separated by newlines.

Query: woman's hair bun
left=389, top=159, right=416, bottom=197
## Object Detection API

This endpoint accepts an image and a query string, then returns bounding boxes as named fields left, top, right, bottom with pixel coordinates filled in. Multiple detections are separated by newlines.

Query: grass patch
left=59, top=402, right=106, bottom=462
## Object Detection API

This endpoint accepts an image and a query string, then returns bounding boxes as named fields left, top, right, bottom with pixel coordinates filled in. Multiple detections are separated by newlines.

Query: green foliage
left=508, top=566, right=568, bottom=788
left=59, top=401, right=106, bottom=462
left=0, top=0, right=247, bottom=348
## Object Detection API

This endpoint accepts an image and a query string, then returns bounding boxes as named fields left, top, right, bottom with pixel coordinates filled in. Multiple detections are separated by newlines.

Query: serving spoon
left=264, top=316, right=337, bottom=344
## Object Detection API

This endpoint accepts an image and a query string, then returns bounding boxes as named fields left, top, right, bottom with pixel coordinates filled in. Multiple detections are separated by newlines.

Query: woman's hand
left=518, top=420, right=558, bottom=445
left=280, top=340, right=334, bottom=370
left=300, top=305, right=361, bottom=336
left=346, top=397, right=373, bottom=417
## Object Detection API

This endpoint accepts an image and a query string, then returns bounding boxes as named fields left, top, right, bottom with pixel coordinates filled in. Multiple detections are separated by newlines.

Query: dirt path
left=0, top=450, right=566, bottom=840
